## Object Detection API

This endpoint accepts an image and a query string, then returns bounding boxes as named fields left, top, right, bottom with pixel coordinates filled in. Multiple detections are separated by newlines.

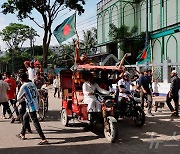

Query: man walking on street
left=16, top=72, right=48, bottom=145
left=4, top=72, right=20, bottom=121
left=139, top=69, right=154, bottom=116
left=166, top=70, right=180, bottom=117
left=53, top=75, right=60, bottom=98
left=0, top=73, right=14, bottom=120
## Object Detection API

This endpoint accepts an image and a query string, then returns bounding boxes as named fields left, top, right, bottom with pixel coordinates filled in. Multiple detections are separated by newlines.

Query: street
left=0, top=86, right=180, bottom=154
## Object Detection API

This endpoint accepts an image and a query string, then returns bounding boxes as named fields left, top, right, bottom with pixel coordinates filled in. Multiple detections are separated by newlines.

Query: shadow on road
left=44, top=108, right=180, bottom=145
left=2, top=109, right=178, bottom=154
left=44, top=110, right=61, bottom=122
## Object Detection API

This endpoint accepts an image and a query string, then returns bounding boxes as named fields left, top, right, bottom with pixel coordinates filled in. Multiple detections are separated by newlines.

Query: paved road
left=0, top=86, right=180, bottom=154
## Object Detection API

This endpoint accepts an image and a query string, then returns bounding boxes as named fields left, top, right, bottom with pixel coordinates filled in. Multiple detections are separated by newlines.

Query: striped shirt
left=17, top=82, right=39, bottom=112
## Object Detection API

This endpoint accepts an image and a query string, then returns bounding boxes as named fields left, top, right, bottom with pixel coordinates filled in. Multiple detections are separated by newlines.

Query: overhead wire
left=76, top=0, right=163, bottom=29
left=76, top=0, right=178, bottom=34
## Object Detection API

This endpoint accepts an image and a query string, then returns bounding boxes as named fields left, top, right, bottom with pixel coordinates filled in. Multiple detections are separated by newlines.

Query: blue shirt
left=17, top=82, right=39, bottom=112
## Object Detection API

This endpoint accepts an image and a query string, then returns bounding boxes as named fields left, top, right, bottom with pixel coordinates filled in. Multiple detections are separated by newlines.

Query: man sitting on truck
left=82, top=71, right=111, bottom=112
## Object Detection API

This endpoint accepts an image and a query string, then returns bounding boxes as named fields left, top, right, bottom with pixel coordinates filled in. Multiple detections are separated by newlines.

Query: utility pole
left=145, top=0, right=149, bottom=69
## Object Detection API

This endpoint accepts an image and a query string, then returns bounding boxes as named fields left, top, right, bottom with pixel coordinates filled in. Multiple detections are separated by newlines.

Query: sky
left=0, top=0, right=98, bottom=51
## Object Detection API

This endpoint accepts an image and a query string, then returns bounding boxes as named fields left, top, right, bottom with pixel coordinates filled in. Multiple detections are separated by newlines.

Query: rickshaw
left=60, top=64, right=121, bottom=143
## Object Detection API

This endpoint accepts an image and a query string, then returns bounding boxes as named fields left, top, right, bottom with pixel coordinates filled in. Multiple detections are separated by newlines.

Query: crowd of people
left=79, top=54, right=180, bottom=118
left=0, top=60, right=49, bottom=145
left=0, top=55, right=179, bottom=146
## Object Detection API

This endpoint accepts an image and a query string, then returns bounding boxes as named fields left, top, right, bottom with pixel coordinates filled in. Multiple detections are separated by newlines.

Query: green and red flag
left=53, top=14, right=76, bottom=44
left=136, top=44, right=151, bottom=65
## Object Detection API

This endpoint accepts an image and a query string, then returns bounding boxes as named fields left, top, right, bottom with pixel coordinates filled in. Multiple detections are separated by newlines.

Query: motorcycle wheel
left=61, top=109, right=69, bottom=126
left=38, top=99, right=45, bottom=121
left=133, top=106, right=145, bottom=127
left=104, top=118, right=117, bottom=143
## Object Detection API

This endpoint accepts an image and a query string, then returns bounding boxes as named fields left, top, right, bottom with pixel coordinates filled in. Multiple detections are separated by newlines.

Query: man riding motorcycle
left=117, top=72, right=138, bottom=110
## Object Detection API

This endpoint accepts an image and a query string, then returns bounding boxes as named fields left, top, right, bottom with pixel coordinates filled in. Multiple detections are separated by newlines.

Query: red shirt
left=4, top=77, right=16, bottom=99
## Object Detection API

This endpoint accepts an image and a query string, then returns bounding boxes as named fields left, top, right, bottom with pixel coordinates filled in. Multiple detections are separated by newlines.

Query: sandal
left=1, top=115, right=7, bottom=119
left=10, top=118, right=15, bottom=123
left=38, top=140, right=48, bottom=145
left=16, top=134, right=26, bottom=140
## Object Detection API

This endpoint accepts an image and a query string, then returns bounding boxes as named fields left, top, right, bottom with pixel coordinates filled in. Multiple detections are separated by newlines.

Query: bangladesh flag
left=136, top=44, right=151, bottom=65
left=53, top=14, right=76, bottom=44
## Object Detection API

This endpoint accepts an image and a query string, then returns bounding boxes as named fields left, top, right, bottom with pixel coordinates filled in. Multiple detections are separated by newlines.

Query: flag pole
left=74, top=11, right=80, bottom=65
left=74, top=11, right=79, bottom=41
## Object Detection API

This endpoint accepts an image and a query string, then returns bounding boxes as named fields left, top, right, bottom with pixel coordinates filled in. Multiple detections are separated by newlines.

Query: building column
left=163, top=59, right=169, bottom=83
left=117, top=43, right=124, bottom=60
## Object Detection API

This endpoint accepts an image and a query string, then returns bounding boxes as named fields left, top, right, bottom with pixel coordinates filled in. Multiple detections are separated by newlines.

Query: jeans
left=9, top=99, right=19, bottom=116
left=140, top=90, right=152, bottom=113
left=54, top=88, right=60, bottom=97
left=166, top=92, right=179, bottom=113
left=0, top=102, right=12, bottom=116
left=19, top=101, right=26, bottom=122
left=21, top=111, right=46, bottom=140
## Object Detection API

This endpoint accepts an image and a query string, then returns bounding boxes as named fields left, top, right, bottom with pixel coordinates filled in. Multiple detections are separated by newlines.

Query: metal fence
left=124, top=62, right=180, bottom=83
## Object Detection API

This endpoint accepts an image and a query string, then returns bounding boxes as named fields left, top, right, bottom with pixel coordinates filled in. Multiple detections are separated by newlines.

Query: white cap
left=124, top=71, right=130, bottom=77
left=171, top=70, right=177, bottom=74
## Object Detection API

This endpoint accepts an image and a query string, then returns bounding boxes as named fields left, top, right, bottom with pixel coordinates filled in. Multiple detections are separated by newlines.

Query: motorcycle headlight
left=105, top=99, right=114, bottom=108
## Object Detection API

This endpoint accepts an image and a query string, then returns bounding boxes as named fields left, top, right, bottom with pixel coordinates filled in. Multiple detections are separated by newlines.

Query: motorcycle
left=115, top=91, right=145, bottom=127
left=89, top=93, right=118, bottom=143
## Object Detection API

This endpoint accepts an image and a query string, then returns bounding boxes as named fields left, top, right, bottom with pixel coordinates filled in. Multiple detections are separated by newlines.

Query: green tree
left=0, top=50, right=31, bottom=72
left=0, top=23, right=37, bottom=50
left=25, top=45, right=43, bottom=56
left=109, top=24, right=145, bottom=64
left=81, top=28, right=97, bottom=53
left=0, top=23, right=37, bottom=72
left=1, top=0, right=85, bottom=68
left=48, top=44, right=74, bottom=68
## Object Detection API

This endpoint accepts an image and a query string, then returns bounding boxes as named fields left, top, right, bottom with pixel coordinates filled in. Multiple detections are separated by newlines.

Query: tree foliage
left=48, top=44, right=74, bottom=68
left=0, top=23, right=38, bottom=50
left=1, top=0, right=85, bottom=68
left=109, top=24, right=145, bottom=64
left=0, top=50, right=31, bottom=72
left=81, top=28, right=97, bottom=53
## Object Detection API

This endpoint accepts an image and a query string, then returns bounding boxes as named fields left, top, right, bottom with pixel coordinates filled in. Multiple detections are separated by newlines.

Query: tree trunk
left=43, top=41, right=48, bottom=68
left=42, top=27, right=51, bottom=68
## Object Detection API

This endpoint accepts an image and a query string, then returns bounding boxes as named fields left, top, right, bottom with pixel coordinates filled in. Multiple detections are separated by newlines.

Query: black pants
left=19, top=101, right=31, bottom=131
left=9, top=99, right=19, bottom=116
left=21, top=111, right=45, bottom=140
left=1, top=102, right=12, bottom=116
left=54, top=88, right=60, bottom=97
left=166, top=92, right=179, bottom=113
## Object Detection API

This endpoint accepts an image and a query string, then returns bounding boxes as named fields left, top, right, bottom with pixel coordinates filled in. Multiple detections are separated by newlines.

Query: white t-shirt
left=17, top=82, right=39, bottom=112
left=53, top=78, right=59, bottom=88
left=27, top=67, right=37, bottom=82
left=82, top=82, right=110, bottom=99
left=118, top=79, right=133, bottom=97
left=0, top=80, right=10, bottom=102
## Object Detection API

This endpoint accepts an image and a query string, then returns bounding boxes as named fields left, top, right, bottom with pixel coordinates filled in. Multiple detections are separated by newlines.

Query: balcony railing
left=97, top=0, right=112, bottom=10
